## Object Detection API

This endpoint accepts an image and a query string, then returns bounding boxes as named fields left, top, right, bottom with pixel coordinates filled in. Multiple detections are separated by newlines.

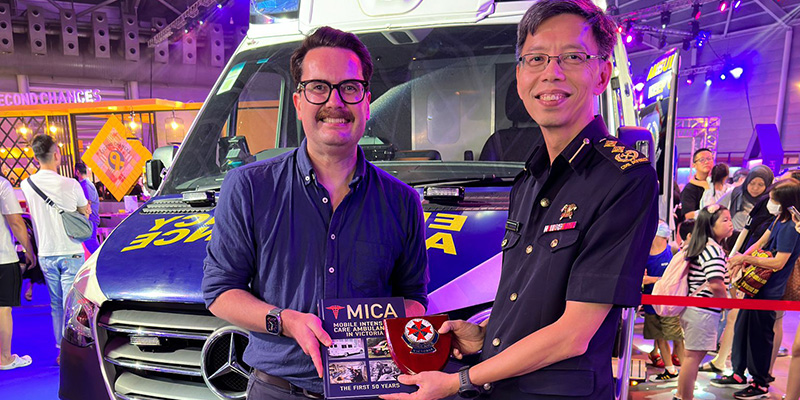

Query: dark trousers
left=246, top=374, right=319, bottom=400
left=731, top=309, right=776, bottom=387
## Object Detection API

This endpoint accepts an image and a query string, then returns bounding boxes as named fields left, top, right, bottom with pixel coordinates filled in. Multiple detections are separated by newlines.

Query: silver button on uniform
left=510, top=293, right=518, bottom=302
left=551, top=239, right=559, bottom=248
left=525, top=245, right=533, bottom=254
left=305, top=176, right=310, bottom=182
left=501, top=238, right=508, bottom=247
left=540, top=198, right=550, bottom=208
left=322, top=197, right=329, bottom=204
left=330, top=234, right=336, bottom=240
left=328, top=267, right=335, bottom=274
left=492, top=338, right=501, bottom=347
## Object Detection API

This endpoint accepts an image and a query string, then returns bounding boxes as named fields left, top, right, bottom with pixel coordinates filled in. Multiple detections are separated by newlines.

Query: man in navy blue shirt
left=382, top=1, right=657, bottom=399
left=203, top=26, right=428, bottom=400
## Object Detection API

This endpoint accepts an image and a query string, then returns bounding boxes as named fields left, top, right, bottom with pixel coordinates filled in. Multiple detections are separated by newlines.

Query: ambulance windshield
left=162, top=24, right=534, bottom=194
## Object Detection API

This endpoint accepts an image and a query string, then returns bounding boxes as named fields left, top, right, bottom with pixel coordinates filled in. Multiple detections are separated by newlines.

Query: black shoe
left=710, top=373, right=748, bottom=389
left=733, top=383, right=769, bottom=399
left=648, top=370, right=679, bottom=382
left=698, top=361, right=723, bottom=373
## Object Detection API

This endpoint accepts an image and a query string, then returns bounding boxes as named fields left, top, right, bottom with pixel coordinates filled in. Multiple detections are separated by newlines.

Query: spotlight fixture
left=705, top=72, right=713, bottom=86
left=692, top=2, right=702, bottom=19
left=733, top=0, right=742, bottom=9
left=683, top=39, right=692, bottom=51
left=626, top=33, right=634, bottom=44
left=729, top=67, right=744, bottom=79
left=720, top=71, right=727, bottom=80
left=661, top=10, right=671, bottom=28
left=686, top=74, right=695, bottom=85
left=719, top=0, right=729, bottom=12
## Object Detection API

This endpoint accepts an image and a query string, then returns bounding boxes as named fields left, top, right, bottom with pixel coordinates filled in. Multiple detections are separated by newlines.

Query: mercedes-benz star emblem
left=201, top=326, right=251, bottom=399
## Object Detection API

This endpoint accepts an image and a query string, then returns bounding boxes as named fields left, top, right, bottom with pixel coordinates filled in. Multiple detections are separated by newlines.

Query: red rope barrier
left=641, top=294, right=800, bottom=312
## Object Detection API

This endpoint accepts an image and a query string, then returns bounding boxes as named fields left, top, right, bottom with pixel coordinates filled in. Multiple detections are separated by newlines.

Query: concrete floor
left=0, top=283, right=797, bottom=400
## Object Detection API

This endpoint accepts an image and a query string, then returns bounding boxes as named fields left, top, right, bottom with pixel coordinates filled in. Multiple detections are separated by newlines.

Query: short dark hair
left=74, top=162, right=87, bottom=175
left=31, top=134, right=57, bottom=163
left=516, top=0, right=617, bottom=59
left=290, top=26, right=373, bottom=86
left=693, top=148, right=712, bottom=162
left=769, top=178, right=800, bottom=222
left=678, top=219, right=695, bottom=241
left=710, top=162, right=729, bottom=185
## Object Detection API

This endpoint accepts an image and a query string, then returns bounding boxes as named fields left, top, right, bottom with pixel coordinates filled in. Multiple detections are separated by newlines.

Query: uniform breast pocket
left=501, top=230, right=521, bottom=251
left=537, top=229, right=581, bottom=253
left=350, top=241, right=392, bottom=294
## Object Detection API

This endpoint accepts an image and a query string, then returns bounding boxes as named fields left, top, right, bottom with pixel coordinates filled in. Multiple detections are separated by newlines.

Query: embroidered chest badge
left=402, top=318, right=439, bottom=354
left=560, top=203, right=578, bottom=220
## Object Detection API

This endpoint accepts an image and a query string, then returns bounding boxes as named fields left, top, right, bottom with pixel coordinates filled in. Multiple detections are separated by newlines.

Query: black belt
left=251, top=369, right=324, bottom=399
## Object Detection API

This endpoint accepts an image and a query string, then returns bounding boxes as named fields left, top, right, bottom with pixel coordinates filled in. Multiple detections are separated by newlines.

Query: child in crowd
left=676, top=205, right=734, bottom=400
left=713, top=179, right=800, bottom=399
left=644, top=221, right=685, bottom=381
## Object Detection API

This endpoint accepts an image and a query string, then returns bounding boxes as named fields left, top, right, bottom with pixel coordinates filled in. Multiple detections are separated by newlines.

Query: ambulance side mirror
left=145, top=145, right=178, bottom=192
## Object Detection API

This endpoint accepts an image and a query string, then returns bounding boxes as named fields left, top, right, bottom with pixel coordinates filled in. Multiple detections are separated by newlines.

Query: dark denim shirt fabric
left=202, top=140, right=429, bottom=393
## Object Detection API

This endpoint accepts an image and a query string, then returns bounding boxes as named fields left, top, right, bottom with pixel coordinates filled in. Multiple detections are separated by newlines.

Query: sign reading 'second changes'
left=82, top=116, right=151, bottom=201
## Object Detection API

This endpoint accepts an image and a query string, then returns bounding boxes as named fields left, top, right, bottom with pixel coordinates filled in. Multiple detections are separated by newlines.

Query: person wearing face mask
left=719, top=165, right=774, bottom=233
left=712, top=179, right=800, bottom=399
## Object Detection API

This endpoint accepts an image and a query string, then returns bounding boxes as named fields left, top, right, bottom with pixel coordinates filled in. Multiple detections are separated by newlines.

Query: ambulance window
left=224, top=70, right=284, bottom=154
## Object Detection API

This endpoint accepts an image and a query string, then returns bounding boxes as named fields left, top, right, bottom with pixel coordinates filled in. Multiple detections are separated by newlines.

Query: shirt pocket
left=537, top=229, right=581, bottom=253
left=501, top=230, right=521, bottom=251
left=517, top=368, right=595, bottom=396
left=349, top=241, right=392, bottom=294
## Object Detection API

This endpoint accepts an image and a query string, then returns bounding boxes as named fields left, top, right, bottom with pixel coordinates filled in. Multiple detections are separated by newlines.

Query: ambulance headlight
left=63, top=287, right=98, bottom=347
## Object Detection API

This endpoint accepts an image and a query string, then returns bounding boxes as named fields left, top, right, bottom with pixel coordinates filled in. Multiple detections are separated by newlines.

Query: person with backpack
left=643, top=221, right=684, bottom=382
left=675, top=204, right=733, bottom=400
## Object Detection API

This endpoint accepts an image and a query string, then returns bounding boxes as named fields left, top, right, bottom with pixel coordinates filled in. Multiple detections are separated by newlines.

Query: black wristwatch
left=265, top=308, right=283, bottom=336
left=457, top=365, right=480, bottom=398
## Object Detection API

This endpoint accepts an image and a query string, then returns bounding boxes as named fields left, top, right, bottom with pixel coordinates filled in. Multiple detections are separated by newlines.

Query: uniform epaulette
left=595, top=138, right=650, bottom=172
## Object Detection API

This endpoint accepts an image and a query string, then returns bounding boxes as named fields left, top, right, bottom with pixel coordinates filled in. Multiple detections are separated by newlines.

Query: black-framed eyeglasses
left=518, top=52, right=607, bottom=71
left=296, top=79, right=369, bottom=105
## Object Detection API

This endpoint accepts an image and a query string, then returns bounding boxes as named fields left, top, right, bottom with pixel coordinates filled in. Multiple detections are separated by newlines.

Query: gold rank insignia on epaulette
left=596, top=139, right=650, bottom=171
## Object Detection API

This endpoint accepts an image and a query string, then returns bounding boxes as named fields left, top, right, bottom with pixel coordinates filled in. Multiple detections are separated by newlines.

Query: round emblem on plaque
left=402, top=318, right=439, bottom=354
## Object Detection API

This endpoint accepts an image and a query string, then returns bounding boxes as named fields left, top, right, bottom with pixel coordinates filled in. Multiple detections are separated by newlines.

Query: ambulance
left=58, top=1, right=670, bottom=399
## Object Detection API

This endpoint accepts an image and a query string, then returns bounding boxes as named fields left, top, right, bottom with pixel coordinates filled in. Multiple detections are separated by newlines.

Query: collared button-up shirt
left=479, top=116, right=658, bottom=399
left=202, top=140, right=429, bottom=393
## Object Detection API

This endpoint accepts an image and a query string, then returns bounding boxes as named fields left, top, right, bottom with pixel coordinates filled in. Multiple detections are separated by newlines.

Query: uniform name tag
left=506, top=220, right=521, bottom=232
left=543, top=221, right=577, bottom=233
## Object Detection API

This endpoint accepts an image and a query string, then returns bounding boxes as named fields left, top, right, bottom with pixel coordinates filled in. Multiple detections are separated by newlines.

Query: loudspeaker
left=92, top=12, right=110, bottom=58
left=122, top=14, right=139, bottom=61
left=60, top=9, right=78, bottom=56
left=0, top=3, right=13, bottom=54
left=209, top=23, right=224, bottom=67
left=182, top=33, right=196, bottom=65
left=151, top=18, right=169, bottom=63
left=27, top=5, right=46, bottom=55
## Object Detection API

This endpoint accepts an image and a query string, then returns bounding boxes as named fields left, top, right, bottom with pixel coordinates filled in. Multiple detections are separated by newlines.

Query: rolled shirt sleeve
left=566, top=166, right=659, bottom=307
left=202, top=168, right=257, bottom=308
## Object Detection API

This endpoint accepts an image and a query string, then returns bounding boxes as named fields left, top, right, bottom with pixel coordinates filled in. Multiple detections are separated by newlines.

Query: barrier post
left=616, top=307, right=635, bottom=400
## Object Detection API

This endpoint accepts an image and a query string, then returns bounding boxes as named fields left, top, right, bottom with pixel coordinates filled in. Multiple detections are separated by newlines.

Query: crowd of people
left=642, top=147, right=800, bottom=400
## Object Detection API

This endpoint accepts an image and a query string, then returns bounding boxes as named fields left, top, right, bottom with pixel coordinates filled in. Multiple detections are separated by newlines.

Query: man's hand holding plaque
left=383, top=315, right=452, bottom=374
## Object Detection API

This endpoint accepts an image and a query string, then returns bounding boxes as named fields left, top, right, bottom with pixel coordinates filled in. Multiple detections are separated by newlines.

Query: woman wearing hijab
left=719, top=165, right=774, bottom=232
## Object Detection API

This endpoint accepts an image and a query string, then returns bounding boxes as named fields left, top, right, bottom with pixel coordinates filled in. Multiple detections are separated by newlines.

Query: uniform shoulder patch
left=595, top=138, right=650, bottom=172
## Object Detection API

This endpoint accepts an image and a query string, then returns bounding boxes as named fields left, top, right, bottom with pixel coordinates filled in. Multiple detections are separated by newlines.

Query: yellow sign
left=82, top=116, right=152, bottom=201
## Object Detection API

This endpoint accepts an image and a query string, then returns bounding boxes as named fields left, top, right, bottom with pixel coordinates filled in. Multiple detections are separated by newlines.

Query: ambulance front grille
left=140, top=198, right=215, bottom=215
left=96, top=303, right=239, bottom=400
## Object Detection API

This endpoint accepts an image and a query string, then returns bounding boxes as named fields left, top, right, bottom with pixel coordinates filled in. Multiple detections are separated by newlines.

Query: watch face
left=266, top=315, right=280, bottom=334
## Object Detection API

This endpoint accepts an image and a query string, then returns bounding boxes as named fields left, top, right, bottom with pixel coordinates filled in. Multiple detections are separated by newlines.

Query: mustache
left=316, top=108, right=353, bottom=121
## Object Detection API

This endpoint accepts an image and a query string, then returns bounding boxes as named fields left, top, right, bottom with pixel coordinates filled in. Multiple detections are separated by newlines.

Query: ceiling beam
left=155, top=0, right=182, bottom=16
left=45, top=0, right=65, bottom=12
left=752, top=0, right=789, bottom=27
left=723, top=6, right=733, bottom=36
left=76, top=0, right=120, bottom=18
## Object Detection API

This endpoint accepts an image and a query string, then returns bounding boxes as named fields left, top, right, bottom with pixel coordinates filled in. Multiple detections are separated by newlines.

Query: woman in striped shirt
left=676, top=204, right=733, bottom=400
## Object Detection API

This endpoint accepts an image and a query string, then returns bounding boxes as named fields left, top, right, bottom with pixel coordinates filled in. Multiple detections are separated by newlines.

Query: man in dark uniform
left=380, top=1, right=658, bottom=399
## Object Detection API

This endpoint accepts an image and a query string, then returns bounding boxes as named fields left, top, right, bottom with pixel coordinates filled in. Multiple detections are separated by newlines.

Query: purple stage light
left=626, top=34, right=633, bottom=44
left=733, top=0, right=742, bottom=9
